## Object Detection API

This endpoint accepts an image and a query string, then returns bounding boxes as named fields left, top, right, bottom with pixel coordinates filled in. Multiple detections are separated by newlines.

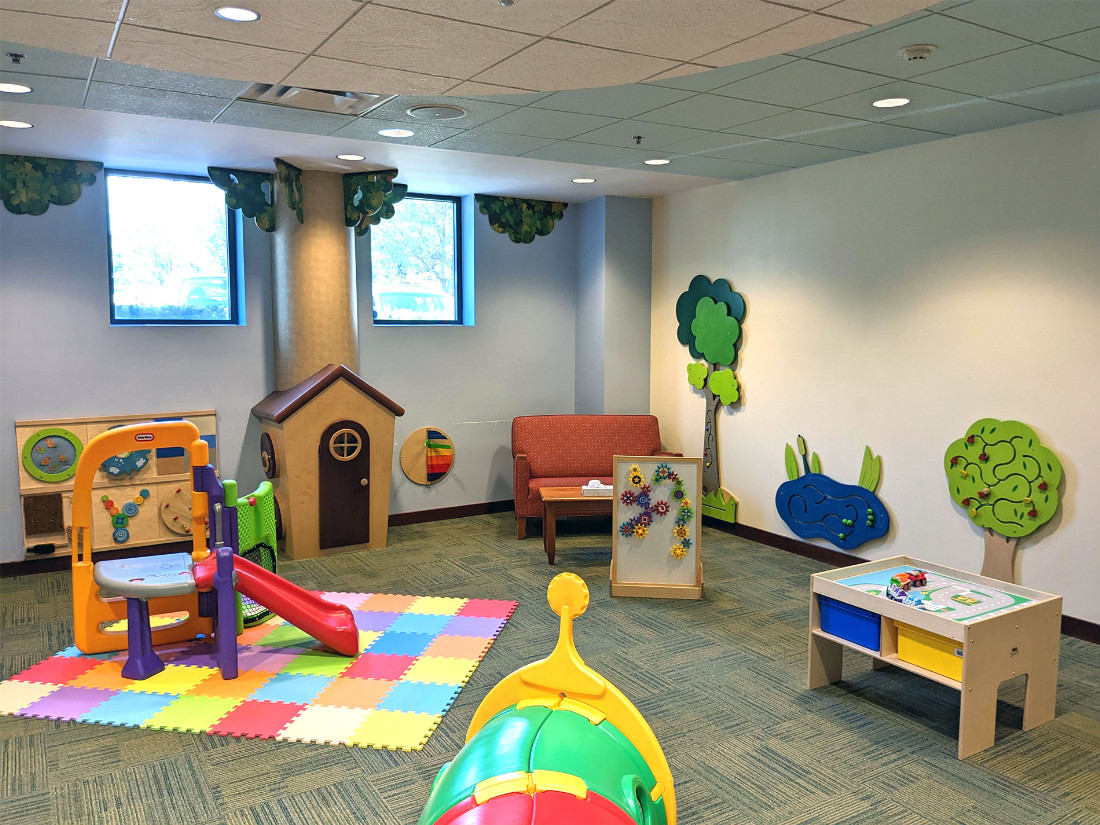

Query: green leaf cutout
left=784, top=444, right=799, bottom=481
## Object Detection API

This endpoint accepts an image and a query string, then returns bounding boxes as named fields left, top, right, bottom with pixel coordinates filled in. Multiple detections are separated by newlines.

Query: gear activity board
left=15, top=411, right=217, bottom=560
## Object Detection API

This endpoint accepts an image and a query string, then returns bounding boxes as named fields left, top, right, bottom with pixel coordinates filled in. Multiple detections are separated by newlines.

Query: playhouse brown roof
left=252, top=363, right=405, bottom=423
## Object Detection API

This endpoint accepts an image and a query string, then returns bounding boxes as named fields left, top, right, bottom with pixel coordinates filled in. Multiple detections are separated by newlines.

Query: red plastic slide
left=195, top=554, right=359, bottom=656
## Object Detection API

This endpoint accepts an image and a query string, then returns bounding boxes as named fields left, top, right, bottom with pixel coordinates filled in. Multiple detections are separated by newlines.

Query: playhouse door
left=318, top=420, right=371, bottom=549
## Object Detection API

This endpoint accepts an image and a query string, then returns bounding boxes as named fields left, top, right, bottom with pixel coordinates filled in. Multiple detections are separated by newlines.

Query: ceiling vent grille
left=238, top=83, right=394, bottom=116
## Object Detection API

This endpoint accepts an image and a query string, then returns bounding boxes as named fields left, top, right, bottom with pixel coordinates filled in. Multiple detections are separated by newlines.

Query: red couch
left=511, top=414, right=680, bottom=539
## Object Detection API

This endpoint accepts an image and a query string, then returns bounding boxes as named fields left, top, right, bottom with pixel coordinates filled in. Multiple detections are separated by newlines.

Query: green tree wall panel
left=1, top=154, right=103, bottom=216
left=208, top=166, right=275, bottom=232
left=344, top=169, right=404, bottom=236
left=675, top=274, right=746, bottom=523
left=275, top=159, right=304, bottom=224
left=475, top=195, right=567, bottom=244
left=944, top=418, right=1064, bottom=583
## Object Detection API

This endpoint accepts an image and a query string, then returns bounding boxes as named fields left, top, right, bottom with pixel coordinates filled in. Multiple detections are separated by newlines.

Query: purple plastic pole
left=121, top=598, right=165, bottom=680
left=213, top=546, right=239, bottom=679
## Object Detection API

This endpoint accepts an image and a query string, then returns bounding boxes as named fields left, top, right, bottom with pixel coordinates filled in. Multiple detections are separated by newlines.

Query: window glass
left=370, top=194, right=460, bottom=324
left=106, top=171, right=238, bottom=324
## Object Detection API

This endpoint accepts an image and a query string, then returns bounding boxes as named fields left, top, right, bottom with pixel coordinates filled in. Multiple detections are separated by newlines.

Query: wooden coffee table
left=539, top=486, right=613, bottom=565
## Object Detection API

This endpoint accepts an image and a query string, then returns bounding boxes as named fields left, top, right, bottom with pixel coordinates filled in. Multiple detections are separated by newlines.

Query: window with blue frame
left=106, top=170, right=240, bottom=325
left=370, top=194, right=461, bottom=324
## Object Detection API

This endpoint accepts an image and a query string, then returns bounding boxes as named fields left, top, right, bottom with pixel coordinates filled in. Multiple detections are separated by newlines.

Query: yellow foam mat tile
left=122, top=665, right=217, bottom=694
left=402, top=656, right=478, bottom=686
left=346, top=709, right=443, bottom=751
left=407, top=597, right=467, bottom=615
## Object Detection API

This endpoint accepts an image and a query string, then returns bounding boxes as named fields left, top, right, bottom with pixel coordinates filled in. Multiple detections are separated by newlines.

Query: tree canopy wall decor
left=344, top=169, right=405, bottom=236
left=675, top=274, right=745, bottom=523
left=944, top=418, right=1063, bottom=583
left=1, top=154, right=103, bottom=216
left=275, top=159, right=304, bottom=224
left=208, top=166, right=275, bottom=232
left=475, top=195, right=567, bottom=244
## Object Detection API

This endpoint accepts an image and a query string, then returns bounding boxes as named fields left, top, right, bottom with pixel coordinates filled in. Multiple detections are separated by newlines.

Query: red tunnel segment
left=195, top=552, right=359, bottom=656
left=434, top=790, right=636, bottom=825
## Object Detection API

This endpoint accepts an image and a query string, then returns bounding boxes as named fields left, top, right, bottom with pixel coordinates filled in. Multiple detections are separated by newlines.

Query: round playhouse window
left=329, top=429, right=362, bottom=461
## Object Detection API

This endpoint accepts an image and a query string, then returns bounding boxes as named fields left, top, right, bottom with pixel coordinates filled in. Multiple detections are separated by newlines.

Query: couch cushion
left=513, top=415, right=662, bottom=478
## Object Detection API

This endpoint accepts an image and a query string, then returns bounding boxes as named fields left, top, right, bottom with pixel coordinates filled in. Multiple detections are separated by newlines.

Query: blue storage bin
left=818, top=594, right=881, bottom=652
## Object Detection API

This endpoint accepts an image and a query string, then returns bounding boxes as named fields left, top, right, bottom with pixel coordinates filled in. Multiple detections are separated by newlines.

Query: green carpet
left=2, top=512, right=1097, bottom=825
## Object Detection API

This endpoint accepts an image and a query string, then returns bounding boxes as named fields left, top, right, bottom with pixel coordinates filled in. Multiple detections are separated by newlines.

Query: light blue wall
left=603, top=196, right=652, bottom=414
left=0, top=180, right=643, bottom=562
left=574, top=198, right=606, bottom=414
left=0, top=182, right=273, bottom=564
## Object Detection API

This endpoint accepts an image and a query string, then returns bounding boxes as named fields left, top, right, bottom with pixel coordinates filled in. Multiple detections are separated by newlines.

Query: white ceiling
left=1, top=0, right=1098, bottom=200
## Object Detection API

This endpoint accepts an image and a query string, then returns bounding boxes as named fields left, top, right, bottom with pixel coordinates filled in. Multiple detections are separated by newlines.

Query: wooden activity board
left=15, top=410, right=217, bottom=561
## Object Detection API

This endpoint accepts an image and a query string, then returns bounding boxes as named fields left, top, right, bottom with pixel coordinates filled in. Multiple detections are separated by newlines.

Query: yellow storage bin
left=897, top=623, right=964, bottom=681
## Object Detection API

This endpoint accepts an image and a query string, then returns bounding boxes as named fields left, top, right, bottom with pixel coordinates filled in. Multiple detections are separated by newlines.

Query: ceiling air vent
left=238, top=83, right=394, bottom=116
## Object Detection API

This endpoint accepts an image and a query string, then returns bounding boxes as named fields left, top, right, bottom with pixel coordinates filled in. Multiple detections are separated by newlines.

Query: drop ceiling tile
left=699, top=14, right=867, bottom=66
left=85, top=81, right=231, bottom=121
left=551, top=0, right=803, bottom=62
left=477, top=106, right=618, bottom=140
left=0, top=70, right=85, bottom=107
left=473, top=40, right=679, bottom=92
left=123, top=0, right=360, bottom=54
left=571, top=119, right=712, bottom=150
left=91, top=60, right=249, bottom=98
left=941, top=0, right=1100, bottom=43
left=782, top=0, right=847, bottom=9
left=991, top=73, right=1100, bottom=115
left=711, top=59, right=885, bottom=108
left=642, top=63, right=720, bottom=85
left=642, top=54, right=794, bottom=91
left=444, top=84, right=552, bottom=105
left=807, top=80, right=978, bottom=121
left=366, top=96, right=517, bottom=129
left=0, top=1, right=120, bottom=21
left=700, top=138, right=864, bottom=167
left=639, top=154, right=790, bottom=180
left=731, top=109, right=861, bottom=139
left=914, top=44, right=1098, bottom=97
left=635, top=92, right=789, bottom=130
left=0, top=41, right=95, bottom=79
left=319, top=5, right=536, bottom=80
left=888, top=97, right=1053, bottom=134
left=520, top=141, right=657, bottom=168
left=0, top=11, right=114, bottom=58
left=821, top=0, right=939, bottom=26
left=215, top=100, right=355, bottom=135
left=531, top=84, right=695, bottom=119
left=284, top=56, right=458, bottom=96
left=432, top=129, right=556, bottom=157
left=371, top=0, right=608, bottom=36
left=661, top=131, right=759, bottom=154
left=111, top=26, right=304, bottom=84
left=811, top=14, right=1029, bottom=77
left=779, top=120, right=946, bottom=151
left=331, top=117, right=463, bottom=146
left=1045, top=27, right=1100, bottom=61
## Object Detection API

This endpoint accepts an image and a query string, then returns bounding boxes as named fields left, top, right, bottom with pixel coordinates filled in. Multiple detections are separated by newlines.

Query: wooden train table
left=539, top=486, right=613, bottom=565
left=808, top=556, right=1061, bottom=759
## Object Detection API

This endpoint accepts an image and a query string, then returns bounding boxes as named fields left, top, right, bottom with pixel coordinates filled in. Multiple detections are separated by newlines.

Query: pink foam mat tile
left=209, top=699, right=306, bottom=739
left=456, top=599, right=519, bottom=619
left=10, top=656, right=102, bottom=685
left=318, top=592, right=373, bottom=609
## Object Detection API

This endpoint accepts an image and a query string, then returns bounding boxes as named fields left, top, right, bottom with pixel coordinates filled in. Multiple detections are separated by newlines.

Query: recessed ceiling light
left=0, top=82, right=33, bottom=94
left=406, top=104, right=466, bottom=121
left=379, top=128, right=414, bottom=138
left=0, top=120, right=33, bottom=128
left=499, top=0, right=516, bottom=6
left=571, top=177, right=596, bottom=184
left=644, top=158, right=671, bottom=166
left=873, top=97, right=910, bottom=108
left=336, top=153, right=366, bottom=161
left=214, top=6, right=260, bottom=22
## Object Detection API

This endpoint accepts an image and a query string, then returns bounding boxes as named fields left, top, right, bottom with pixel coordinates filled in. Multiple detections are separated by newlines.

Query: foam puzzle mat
left=0, top=592, right=517, bottom=751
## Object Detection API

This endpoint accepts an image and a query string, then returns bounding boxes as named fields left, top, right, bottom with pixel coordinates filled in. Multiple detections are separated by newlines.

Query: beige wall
left=650, top=110, right=1100, bottom=622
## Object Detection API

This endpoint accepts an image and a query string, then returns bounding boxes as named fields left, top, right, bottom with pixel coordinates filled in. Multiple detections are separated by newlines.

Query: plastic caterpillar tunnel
left=418, top=573, right=675, bottom=825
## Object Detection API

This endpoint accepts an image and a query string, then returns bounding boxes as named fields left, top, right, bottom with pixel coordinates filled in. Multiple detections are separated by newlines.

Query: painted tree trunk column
left=271, top=169, right=358, bottom=390
left=982, top=529, right=1019, bottom=583
left=702, top=365, right=721, bottom=496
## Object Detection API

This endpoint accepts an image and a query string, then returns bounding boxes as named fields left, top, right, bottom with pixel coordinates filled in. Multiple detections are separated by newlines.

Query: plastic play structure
left=70, top=420, right=359, bottom=677
left=418, top=572, right=676, bottom=825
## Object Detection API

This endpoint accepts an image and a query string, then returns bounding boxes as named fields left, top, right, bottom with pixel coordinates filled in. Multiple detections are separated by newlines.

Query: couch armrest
left=653, top=450, right=683, bottom=457
left=513, top=451, right=531, bottom=509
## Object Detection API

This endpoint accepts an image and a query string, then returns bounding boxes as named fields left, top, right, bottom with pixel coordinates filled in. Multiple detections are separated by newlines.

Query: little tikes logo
left=135, top=433, right=155, bottom=442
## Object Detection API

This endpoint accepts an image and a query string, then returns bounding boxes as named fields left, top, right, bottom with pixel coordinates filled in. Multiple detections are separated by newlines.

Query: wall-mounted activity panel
left=15, top=410, right=217, bottom=560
